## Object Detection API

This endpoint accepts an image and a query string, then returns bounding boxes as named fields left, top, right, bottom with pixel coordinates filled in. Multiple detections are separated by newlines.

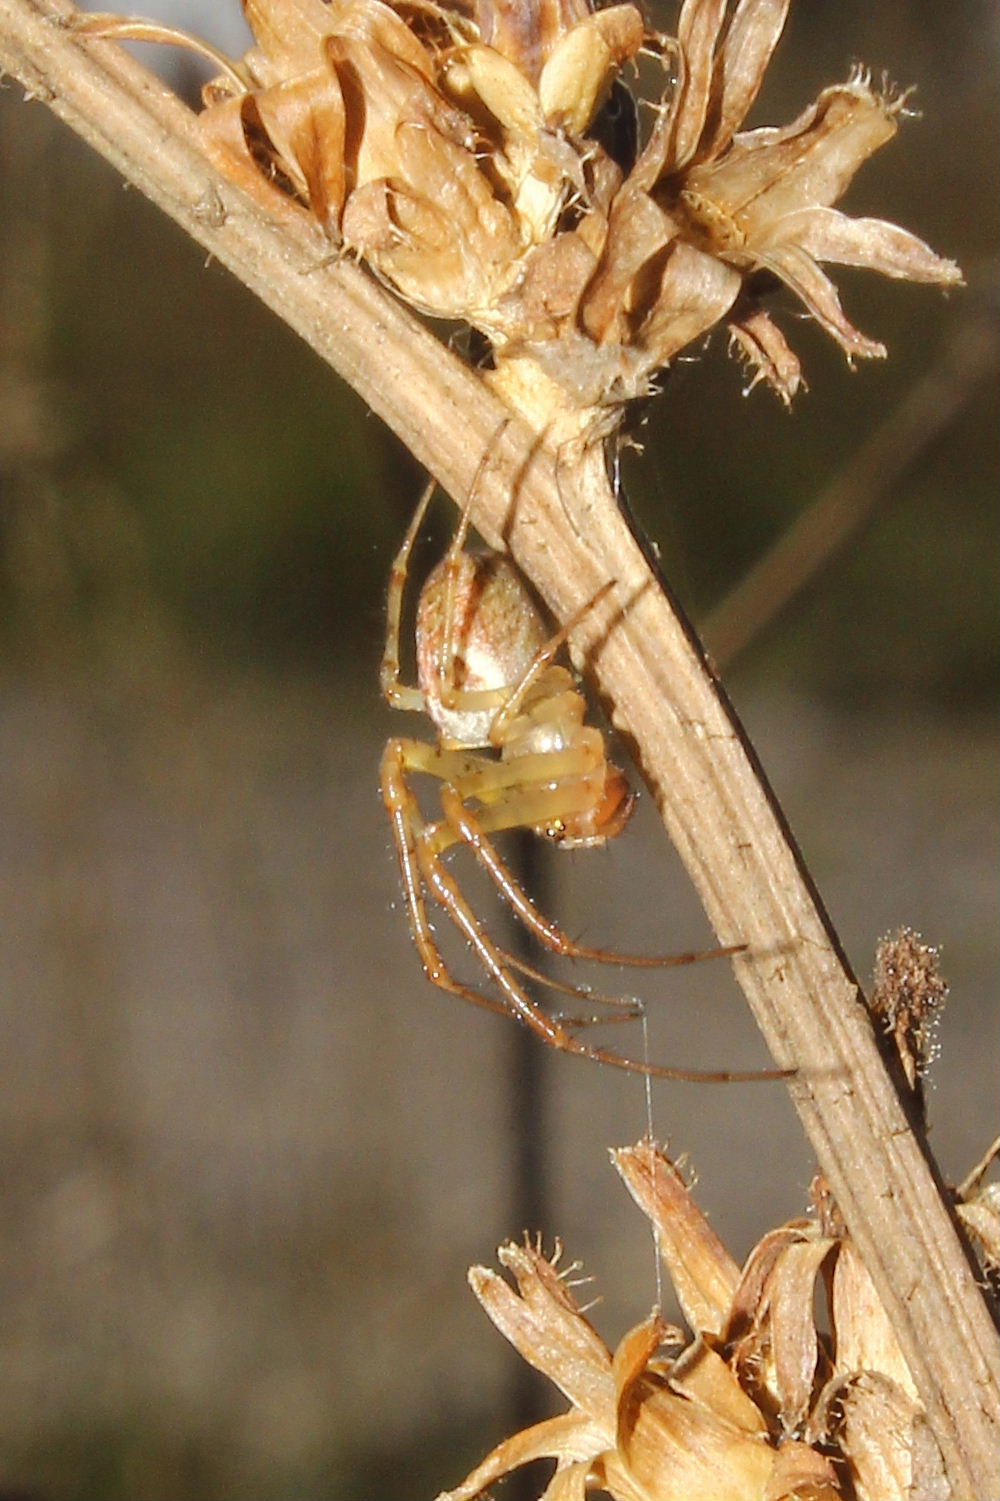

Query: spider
left=380, top=474, right=779, bottom=1081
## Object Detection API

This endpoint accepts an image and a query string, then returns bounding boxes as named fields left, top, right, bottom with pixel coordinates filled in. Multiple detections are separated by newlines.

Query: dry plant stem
left=1, top=1, right=996, bottom=1492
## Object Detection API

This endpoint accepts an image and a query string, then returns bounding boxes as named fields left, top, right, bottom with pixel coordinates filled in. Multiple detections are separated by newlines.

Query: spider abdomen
left=416, top=551, right=550, bottom=745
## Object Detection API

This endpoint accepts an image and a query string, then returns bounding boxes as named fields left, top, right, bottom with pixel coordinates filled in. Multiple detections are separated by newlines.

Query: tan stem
left=1, top=0, right=997, bottom=1491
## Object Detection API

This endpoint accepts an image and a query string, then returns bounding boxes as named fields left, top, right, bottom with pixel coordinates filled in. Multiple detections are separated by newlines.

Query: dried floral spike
left=441, top=1233, right=840, bottom=1501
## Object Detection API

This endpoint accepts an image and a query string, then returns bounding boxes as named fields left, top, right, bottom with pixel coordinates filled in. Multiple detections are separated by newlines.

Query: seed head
left=81, top=0, right=962, bottom=434
left=434, top=1140, right=985, bottom=1500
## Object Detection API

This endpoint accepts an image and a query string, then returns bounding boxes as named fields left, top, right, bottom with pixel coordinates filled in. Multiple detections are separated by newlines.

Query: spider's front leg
left=380, top=477, right=438, bottom=714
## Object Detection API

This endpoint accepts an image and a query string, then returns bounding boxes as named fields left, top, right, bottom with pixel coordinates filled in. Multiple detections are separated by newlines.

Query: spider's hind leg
left=437, top=784, right=744, bottom=971
left=384, top=741, right=788, bottom=1082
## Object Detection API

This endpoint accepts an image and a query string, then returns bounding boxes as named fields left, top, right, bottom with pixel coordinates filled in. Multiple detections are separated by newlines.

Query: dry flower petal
left=435, top=1411, right=606, bottom=1501
left=244, top=0, right=345, bottom=74
left=253, top=70, right=347, bottom=227
left=612, top=1142, right=740, bottom=1337
left=668, top=1336, right=769, bottom=1437
left=686, top=82, right=899, bottom=234
left=726, top=1227, right=836, bottom=1430
left=762, top=1239, right=833, bottom=1430
left=638, top=240, right=745, bottom=367
left=468, top=1242, right=615, bottom=1420
left=765, top=207, right=961, bottom=283
left=603, top=20, right=961, bottom=405
left=609, top=1332, right=777, bottom=1501
left=727, top=306, right=803, bottom=403
left=831, top=1240, right=918, bottom=1400
left=615, top=1399, right=775, bottom=1501
left=670, top=0, right=727, bottom=168
left=765, top=1438, right=841, bottom=1501
left=703, top=0, right=792, bottom=162
left=956, top=1182, right=1000, bottom=1278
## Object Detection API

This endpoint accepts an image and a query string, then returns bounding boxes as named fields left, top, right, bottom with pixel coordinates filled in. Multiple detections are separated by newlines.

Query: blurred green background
left=0, top=1, right=996, bottom=1497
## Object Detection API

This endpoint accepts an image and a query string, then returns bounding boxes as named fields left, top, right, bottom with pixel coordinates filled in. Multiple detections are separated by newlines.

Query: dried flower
left=630, top=15, right=965, bottom=390
left=80, top=0, right=961, bottom=431
left=870, top=927, right=948, bottom=1113
left=435, top=1237, right=840, bottom=1501
left=438, top=1141, right=970, bottom=1501
left=81, top=0, right=642, bottom=333
left=524, top=0, right=963, bottom=412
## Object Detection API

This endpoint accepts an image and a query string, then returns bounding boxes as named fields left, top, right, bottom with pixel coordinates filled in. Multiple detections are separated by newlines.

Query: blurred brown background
left=0, top=1, right=997, bottom=1496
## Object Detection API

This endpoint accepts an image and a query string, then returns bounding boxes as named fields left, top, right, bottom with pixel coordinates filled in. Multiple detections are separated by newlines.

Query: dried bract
left=80, top=0, right=961, bottom=433
left=439, top=1141, right=963, bottom=1501
left=954, top=1139, right=1000, bottom=1291
left=957, top=1180, right=1000, bottom=1285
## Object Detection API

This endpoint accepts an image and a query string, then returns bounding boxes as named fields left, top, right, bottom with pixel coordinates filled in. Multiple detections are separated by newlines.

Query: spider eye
left=546, top=819, right=566, bottom=840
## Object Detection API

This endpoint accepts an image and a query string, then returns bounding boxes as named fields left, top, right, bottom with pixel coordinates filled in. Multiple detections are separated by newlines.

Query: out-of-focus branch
left=706, top=298, right=999, bottom=666
left=1, top=1, right=997, bottom=1493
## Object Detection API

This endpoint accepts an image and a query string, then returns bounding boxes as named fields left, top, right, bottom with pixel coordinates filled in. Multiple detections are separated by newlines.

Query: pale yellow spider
left=380, top=477, right=776, bottom=1081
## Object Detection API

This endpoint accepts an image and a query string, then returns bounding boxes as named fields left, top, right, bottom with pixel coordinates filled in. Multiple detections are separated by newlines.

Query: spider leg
left=437, top=784, right=744, bottom=970
left=542, top=1031, right=791, bottom=1083
left=385, top=743, right=614, bottom=1050
left=418, top=834, right=788, bottom=1079
left=380, top=476, right=437, bottom=711
left=489, top=580, right=618, bottom=746
left=435, top=424, right=516, bottom=714
left=383, top=744, right=789, bottom=1080
left=386, top=759, right=637, bottom=1018
left=494, top=946, right=644, bottom=1020
left=421, top=793, right=787, bottom=1083
left=382, top=739, right=526, bottom=1023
